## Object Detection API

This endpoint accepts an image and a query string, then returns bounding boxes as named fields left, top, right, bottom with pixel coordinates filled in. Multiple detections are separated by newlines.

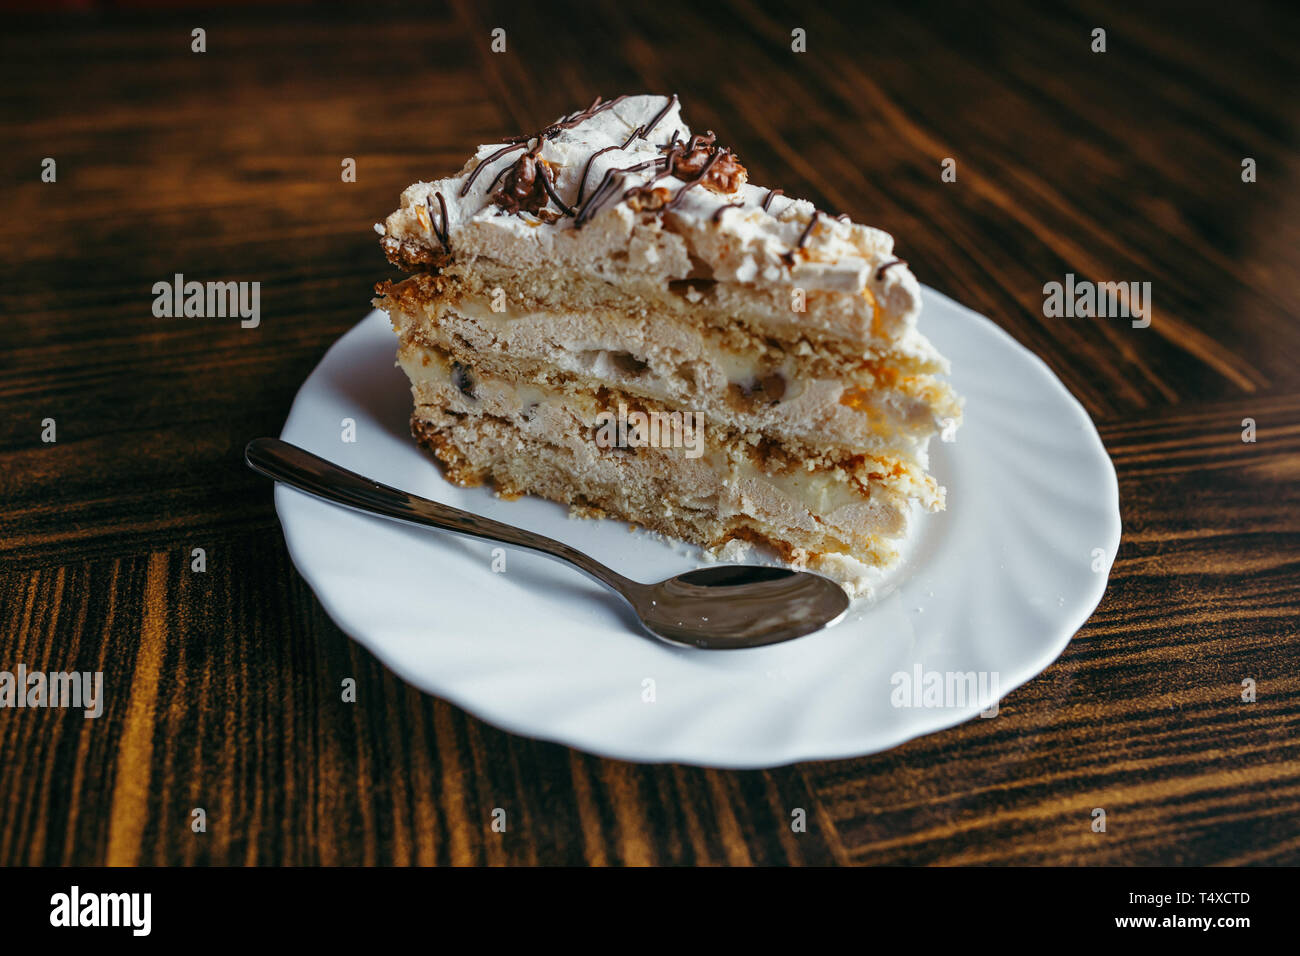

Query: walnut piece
left=671, top=145, right=747, bottom=194
left=627, top=186, right=673, bottom=212
left=494, top=154, right=554, bottom=215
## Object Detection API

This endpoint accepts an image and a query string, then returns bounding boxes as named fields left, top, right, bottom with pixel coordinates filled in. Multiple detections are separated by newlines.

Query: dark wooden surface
left=2, top=0, right=1298, bottom=866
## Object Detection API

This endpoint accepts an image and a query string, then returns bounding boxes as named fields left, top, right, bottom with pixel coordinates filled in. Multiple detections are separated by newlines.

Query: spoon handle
left=245, top=438, right=638, bottom=598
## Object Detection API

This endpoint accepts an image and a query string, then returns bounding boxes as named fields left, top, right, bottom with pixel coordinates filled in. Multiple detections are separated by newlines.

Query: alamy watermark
left=890, top=664, right=1001, bottom=717
left=50, top=886, right=150, bottom=936
left=1043, top=273, right=1150, bottom=328
left=152, top=273, right=260, bottom=328
left=1, top=665, right=103, bottom=718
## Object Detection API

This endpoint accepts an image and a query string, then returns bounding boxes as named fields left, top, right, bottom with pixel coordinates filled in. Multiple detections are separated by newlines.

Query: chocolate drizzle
left=781, top=211, right=820, bottom=265
left=576, top=157, right=667, bottom=226
left=461, top=142, right=528, bottom=196
left=486, top=154, right=518, bottom=195
left=796, top=211, right=821, bottom=248
left=575, top=144, right=621, bottom=205
left=761, top=188, right=783, bottom=212
left=712, top=202, right=744, bottom=222
left=463, top=94, right=635, bottom=203
left=502, top=94, right=630, bottom=145
left=685, top=131, right=717, bottom=152
left=620, top=159, right=675, bottom=207
left=534, top=156, right=575, bottom=217
left=426, top=192, right=450, bottom=250
left=876, top=259, right=908, bottom=280
left=642, top=94, right=679, bottom=142
left=574, top=124, right=650, bottom=205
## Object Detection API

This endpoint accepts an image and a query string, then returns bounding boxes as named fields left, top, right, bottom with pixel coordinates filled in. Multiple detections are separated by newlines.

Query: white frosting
left=378, top=94, right=923, bottom=317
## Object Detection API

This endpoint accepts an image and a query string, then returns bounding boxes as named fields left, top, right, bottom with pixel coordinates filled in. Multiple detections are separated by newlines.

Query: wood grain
left=1, top=0, right=1297, bottom=866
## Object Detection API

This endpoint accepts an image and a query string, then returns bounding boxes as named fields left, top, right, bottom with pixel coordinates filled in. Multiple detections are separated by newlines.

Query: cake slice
left=374, top=94, right=960, bottom=595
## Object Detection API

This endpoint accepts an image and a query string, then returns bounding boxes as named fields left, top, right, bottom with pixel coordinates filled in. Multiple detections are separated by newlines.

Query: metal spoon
left=245, top=438, right=850, bottom=648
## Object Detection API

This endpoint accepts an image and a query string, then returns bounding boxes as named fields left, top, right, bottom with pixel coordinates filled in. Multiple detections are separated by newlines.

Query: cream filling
left=422, top=295, right=790, bottom=383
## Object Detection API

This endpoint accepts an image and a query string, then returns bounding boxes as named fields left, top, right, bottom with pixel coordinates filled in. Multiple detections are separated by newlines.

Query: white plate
left=274, top=287, right=1120, bottom=768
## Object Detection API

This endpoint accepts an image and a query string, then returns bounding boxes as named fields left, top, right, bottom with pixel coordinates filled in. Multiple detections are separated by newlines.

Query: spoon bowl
left=636, top=566, right=850, bottom=648
left=245, top=438, right=851, bottom=649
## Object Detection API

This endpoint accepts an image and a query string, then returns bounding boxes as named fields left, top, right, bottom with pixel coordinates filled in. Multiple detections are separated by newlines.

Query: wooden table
left=2, top=0, right=1297, bottom=866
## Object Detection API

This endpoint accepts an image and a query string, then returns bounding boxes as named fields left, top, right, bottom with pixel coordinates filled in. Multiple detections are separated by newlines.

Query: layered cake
left=374, top=94, right=960, bottom=595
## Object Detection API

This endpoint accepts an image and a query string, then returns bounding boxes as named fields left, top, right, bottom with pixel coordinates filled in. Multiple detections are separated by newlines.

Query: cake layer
left=410, top=405, right=909, bottom=593
left=398, top=342, right=942, bottom=515
left=392, top=306, right=953, bottom=467
left=382, top=265, right=945, bottom=372
left=424, top=245, right=925, bottom=357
